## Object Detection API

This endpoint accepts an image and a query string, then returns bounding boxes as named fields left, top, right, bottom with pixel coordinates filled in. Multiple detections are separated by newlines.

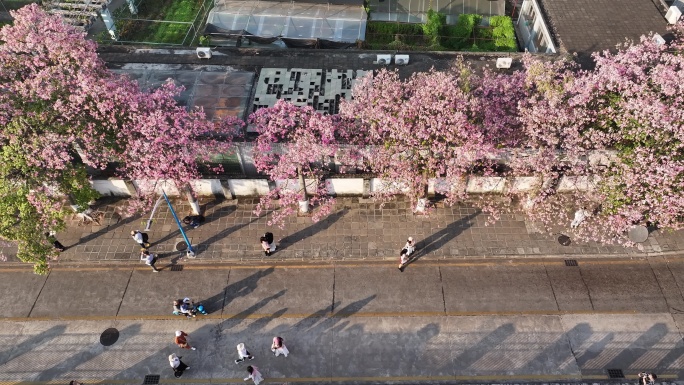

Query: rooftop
left=538, top=0, right=669, bottom=67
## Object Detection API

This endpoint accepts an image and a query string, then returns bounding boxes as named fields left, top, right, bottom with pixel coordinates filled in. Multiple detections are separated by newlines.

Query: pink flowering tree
left=515, top=23, right=684, bottom=243
left=340, top=66, right=527, bottom=213
left=249, top=100, right=355, bottom=228
left=0, top=5, right=240, bottom=272
left=113, top=81, right=243, bottom=215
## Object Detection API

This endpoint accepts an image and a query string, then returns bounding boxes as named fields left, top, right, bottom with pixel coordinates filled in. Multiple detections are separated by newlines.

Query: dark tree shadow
left=198, top=267, right=275, bottom=314
left=603, top=323, right=669, bottom=372
left=332, top=294, right=377, bottom=316
left=454, top=323, right=516, bottom=370
left=407, top=211, right=480, bottom=264
left=196, top=217, right=260, bottom=249
left=0, top=325, right=67, bottom=366
left=35, top=323, right=142, bottom=381
left=575, top=332, right=613, bottom=367
left=198, top=198, right=236, bottom=227
left=519, top=323, right=593, bottom=374
left=77, top=215, right=139, bottom=245
left=277, top=209, right=348, bottom=251
left=220, top=290, right=287, bottom=330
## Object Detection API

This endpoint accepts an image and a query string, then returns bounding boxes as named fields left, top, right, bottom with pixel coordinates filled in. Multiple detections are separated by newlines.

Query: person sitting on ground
left=173, top=299, right=183, bottom=315
left=179, top=299, right=196, bottom=318
left=182, top=215, right=205, bottom=229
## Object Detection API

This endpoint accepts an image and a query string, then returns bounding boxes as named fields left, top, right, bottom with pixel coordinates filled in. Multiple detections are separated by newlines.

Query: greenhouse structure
left=204, top=0, right=367, bottom=47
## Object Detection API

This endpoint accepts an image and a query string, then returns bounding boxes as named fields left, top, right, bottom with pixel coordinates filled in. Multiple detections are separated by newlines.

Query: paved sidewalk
left=4, top=259, right=684, bottom=384
left=2, top=197, right=683, bottom=265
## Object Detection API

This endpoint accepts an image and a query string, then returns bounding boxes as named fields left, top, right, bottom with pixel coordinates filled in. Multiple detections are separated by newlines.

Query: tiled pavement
left=2, top=196, right=683, bottom=266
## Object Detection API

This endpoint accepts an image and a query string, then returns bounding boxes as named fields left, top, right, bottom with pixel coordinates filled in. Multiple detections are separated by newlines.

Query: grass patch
left=113, top=0, right=210, bottom=44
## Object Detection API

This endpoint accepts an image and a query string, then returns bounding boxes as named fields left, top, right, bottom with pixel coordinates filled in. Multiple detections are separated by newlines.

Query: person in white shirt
left=271, top=336, right=289, bottom=357
left=168, top=353, right=190, bottom=378
left=244, top=365, right=263, bottom=385
left=131, top=230, right=151, bottom=248
left=235, top=343, right=255, bottom=364
left=398, top=237, right=415, bottom=272
left=140, top=250, right=159, bottom=272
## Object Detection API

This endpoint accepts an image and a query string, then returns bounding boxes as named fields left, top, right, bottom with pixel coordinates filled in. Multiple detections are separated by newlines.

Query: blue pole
left=162, top=190, right=195, bottom=256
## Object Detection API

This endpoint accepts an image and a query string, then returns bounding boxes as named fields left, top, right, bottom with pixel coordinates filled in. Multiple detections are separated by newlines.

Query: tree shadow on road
left=198, top=267, right=275, bottom=314
left=35, top=323, right=142, bottom=381
left=0, top=324, right=67, bottom=366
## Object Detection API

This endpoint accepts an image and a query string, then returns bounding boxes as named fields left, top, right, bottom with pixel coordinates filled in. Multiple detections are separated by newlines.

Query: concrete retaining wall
left=91, top=175, right=590, bottom=198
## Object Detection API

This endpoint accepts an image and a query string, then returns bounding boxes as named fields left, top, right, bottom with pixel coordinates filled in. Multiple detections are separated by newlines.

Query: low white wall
left=326, top=178, right=364, bottom=195
left=91, top=179, right=131, bottom=197
left=91, top=175, right=596, bottom=198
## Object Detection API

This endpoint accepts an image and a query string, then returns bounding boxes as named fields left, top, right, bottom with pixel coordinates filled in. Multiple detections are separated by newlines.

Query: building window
left=523, top=2, right=537, bottom=27
left=534, top=29, right=549, bottom=53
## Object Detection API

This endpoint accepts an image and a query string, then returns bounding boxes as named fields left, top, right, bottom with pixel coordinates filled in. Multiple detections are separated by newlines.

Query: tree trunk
left=414, top=170, right=430, bottom=213
left=297, top=165, right=309, bottom=213
left=184, top=185, right=201, bottom=215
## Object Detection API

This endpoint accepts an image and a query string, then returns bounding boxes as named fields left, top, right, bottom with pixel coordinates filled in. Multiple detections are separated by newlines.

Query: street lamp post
left=144, top=189, right=195, bottom=257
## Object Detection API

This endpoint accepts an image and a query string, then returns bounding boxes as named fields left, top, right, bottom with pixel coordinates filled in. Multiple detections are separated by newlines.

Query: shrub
left=443, top=13, right=481, bottom=50
left=422, top=9, right=446, bottom=44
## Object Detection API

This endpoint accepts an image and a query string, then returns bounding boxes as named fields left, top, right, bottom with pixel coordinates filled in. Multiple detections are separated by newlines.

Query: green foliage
left=365, top=13, right=516, bottom=52
left=114, top=0, right=211, bottom=44
left=365, top=21, right=425, bottom=46
left=0, top=183, right=62, bottom=274
left=487, top=15, right=517, bottom=51
left=422, top=9, right=446, bottom=44
left=443, top=14, right=480, bottom=50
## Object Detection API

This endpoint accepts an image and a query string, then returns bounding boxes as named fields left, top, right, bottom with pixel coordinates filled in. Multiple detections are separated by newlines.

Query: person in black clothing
left=260, top=232, right=276, bottom=255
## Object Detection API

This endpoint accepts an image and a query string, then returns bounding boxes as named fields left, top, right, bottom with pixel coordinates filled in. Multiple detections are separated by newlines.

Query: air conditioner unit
left=395, top=54, right=409, bottom=65
left=665, top=5, right=682, bottom=24
left=196, top=47, right=212, bottom=59
left=375, top=54, right=391, bottom=65
left=653, top=33, right=666, bottom=45
left=496, top=57, right=512, bottom=69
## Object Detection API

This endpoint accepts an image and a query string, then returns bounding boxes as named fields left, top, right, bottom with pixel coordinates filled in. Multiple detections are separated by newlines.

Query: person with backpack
left=260, top=232, right=276, bottom=256
left=270, top=336, right=289, bottom=357
left=169, top=353, right=190, bottom=378
left=130, top=230, right=151, bottom=248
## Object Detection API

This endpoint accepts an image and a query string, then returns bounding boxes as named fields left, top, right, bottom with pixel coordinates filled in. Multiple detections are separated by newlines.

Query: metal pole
left=162, top=190, right=196, bottom=257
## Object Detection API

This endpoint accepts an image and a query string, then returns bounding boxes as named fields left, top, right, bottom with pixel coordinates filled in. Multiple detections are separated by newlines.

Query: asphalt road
left=2, top=256, right=684, bottom=384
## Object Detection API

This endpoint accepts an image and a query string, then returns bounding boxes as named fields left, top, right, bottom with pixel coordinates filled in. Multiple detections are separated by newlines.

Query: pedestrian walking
left=174, top=330, right=196, bottom=350
left=169, top=353, right=190, bottom=378
left=243, top=365, right=264, bottom=385
left=130, top=230, right=151, bottom=248
left=260, top=232, right=276, bottom=255
left=639, top=372, right=657, bottom=385
left=141, top=249, right=159, bottom=272
left=235, top=342, right=255, bottom=363
left=270, top=336, right=289, bottom=357
left=45, top=232, right=66, bottom=252
left=398, top=237, right=415, bottom=272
